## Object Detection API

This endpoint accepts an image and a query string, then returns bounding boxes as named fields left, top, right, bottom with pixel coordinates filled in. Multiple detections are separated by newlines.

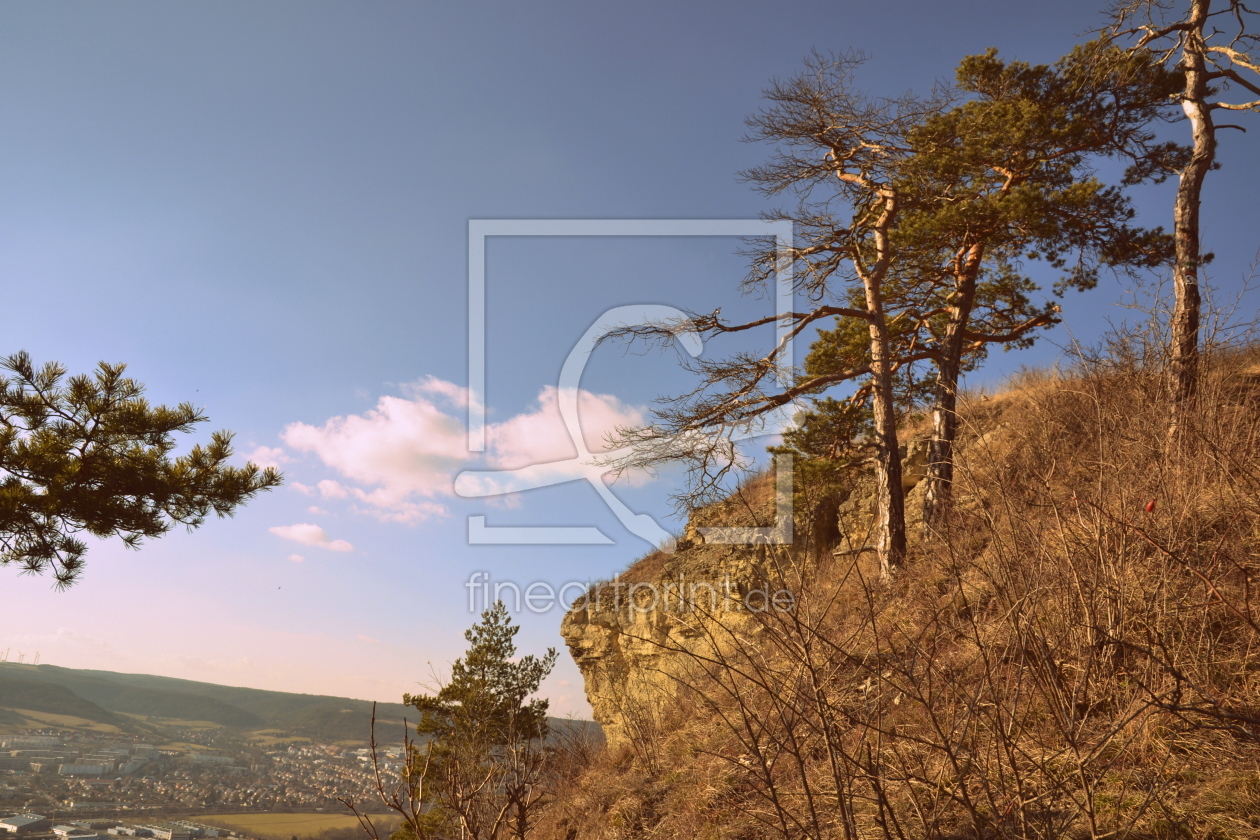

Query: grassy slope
left=537, top=346, right=1260, bottom=839
left=0, top=663, right=593, bottom=743
left=197, top=813, right=373, bottom=838
left=0, top=663, right=416, bottom=740
left=13, top=664, right=413, bottom=722
left=0, top=674, right=126, bottom=726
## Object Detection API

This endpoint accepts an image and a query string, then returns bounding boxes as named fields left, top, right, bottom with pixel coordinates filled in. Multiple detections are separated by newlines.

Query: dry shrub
left=537, top=325, right=1260, bottom=839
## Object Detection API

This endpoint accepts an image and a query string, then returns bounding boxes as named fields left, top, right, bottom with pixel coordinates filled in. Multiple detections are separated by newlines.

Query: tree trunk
left=869, top=363, right=906, bottom=578
left=865, top=310, right=907, bottom=578
left=923, top=259, right=979, bottom=534
left=923, top=352, right=962, bottom=534
left=858, top=186, right=907, bottom=578
left=1170, top=0, right=1215, bottom=436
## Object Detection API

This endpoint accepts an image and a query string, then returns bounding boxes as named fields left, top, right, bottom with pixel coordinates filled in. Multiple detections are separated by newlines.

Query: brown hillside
left=544, top=340, right=1260, bottom=840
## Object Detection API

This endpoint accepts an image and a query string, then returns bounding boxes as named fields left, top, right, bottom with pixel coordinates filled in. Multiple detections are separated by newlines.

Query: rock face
left=560, top=539, right=770, bottom=747
left=561, top=435, right=934, bottom=746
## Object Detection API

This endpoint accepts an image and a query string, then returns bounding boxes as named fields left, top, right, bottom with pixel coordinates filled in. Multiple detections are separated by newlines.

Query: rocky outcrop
left=561, top=435, right=935, bottom=746
left=560, top=538, right=773, bottom=747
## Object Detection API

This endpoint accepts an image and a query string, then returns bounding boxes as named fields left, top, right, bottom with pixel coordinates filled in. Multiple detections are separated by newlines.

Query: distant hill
left=0, top=675, right=124, bottom=726
left=18, top=671, right=266, bottom=728
left=0, top=663, right=419, bottom=742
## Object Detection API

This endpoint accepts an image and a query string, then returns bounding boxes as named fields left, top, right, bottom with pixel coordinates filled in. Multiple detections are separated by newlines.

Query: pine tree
left=606, top=44, right=1179, bottom=574
left=0, top=351, right=282, bottom=586
left=1109, top=0, right=1260, bottom=436
left=401, top=602, right=558, bottom=840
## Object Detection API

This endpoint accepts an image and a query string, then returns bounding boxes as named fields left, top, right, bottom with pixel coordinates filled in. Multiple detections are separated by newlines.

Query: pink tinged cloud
left=404, top=375, right=475, bottom=409
left=458, top=387, right=650, bottom=497
left=243, top=445, right=289, bottom=468
left=486, top=386, right=645, bottom=469
left=269, top=523, right=354, bottom=552
left=283, top=394, right=468, bottom=499
left=315, top=479, right=349, bottom=499
left=280, top=378, right=645, bottom=520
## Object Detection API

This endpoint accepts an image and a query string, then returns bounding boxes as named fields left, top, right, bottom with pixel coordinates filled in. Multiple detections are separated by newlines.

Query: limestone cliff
left=561, top=435, right=934, bottom=746
left=540, top=359, right=1260, bottom=839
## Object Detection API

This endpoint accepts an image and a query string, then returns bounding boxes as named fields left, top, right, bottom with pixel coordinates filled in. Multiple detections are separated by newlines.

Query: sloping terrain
left=0, top=674, right=124, bottom=727
left=0, top=663, right=416, bottom=741
left=542, top=345, right=1260, bottom=839
left=18, top=669, right=266, bottom=727
left=0, top=662, right=592, bottom=745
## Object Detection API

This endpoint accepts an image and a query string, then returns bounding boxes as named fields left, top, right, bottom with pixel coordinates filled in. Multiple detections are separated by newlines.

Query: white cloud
left=269, top=523, right=354, bottom=552
left=276, top=377, right=646, bottom=522
left=345, top=488, right=449, bottom=523
left=283, top=391, right=468, bottom=501
left=403, top=375, right=474, bottom=409
left=459, top=387, right=647, bottom=495
left=316, top=479, right=349, bottom=499
left=288, top=554, right=305, bottom=563
left=487, top=386, right=644, bottom=469
left=243, top=445, right=290, bottom=468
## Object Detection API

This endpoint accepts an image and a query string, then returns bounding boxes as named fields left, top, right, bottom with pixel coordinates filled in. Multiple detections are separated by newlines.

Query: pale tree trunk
left=859, top=188, right=908, bottom=578
left=862, top=280, right=907, bottom=578
left=1170, top=0, right=1215, bottom=435
left=867, top=321, right=907, bottom=579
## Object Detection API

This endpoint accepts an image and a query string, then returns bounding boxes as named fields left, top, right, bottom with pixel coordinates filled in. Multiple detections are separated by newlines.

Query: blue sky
left=1, top=0, right=1256, bottom=718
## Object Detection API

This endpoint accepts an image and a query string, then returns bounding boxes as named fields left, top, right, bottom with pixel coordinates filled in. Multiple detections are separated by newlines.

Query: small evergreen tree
left=400, top=602, right=558, bottom=840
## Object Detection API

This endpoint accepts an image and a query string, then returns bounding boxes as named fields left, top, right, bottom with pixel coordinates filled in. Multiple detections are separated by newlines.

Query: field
left=242, top=729, right=312, bottom=746
left=198, top=813, right=391, bottom=839
left=6, top=707, right=122, bottom=733
left=120, top=712, right=225, bottom=729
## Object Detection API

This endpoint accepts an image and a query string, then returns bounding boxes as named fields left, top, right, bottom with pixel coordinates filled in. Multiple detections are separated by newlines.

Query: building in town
left=0, top=815, right=51, bottom=835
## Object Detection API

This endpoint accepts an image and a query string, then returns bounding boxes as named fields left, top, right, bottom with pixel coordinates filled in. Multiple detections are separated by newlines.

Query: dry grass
left=537, top=334, right=1260, bottom=839
left=199, top=813, right=398, bottom=840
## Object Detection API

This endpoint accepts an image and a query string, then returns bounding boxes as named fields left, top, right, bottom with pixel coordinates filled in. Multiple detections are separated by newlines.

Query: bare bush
left=545, top=315, right=1260, bottom=839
